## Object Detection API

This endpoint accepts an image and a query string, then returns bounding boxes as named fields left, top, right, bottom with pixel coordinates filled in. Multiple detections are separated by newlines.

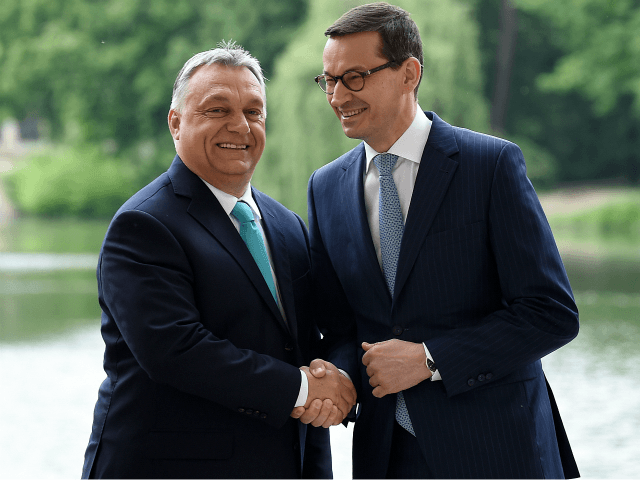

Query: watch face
left=427, top=358, right=436, bottom=373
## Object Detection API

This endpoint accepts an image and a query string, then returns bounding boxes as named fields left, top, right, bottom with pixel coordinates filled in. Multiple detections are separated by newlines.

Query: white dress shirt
left=362, top=107, right=441, bottom=381
left=200, top=179, right=309, bottom=407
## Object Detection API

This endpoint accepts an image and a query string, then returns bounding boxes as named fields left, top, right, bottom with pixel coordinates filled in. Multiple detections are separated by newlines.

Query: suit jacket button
left=478, top=374, right=486, bottom=382
left=392, top=326, right=404, bottom=336
left=467, top=379, right=475, bottom=387
left=284, top=342, right=294, bottom=352
left=253, top=410, right=260, bottom=416
left=486, top=373, right=493, bottom=380
left=238, top=408, right=245, bottom=413
left=260, top=413, right=267, bottom=419
left=245, top=409, right=253, bottom=415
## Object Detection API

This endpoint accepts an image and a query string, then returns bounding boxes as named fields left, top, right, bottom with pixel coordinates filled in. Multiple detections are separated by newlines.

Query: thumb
left=309, top=359, right=327, bottom=378
left=362, top=341, right=373, bottom=351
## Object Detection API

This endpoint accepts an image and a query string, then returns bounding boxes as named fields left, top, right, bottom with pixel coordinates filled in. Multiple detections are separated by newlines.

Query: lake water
left=1, top=227, right=639, bottom=478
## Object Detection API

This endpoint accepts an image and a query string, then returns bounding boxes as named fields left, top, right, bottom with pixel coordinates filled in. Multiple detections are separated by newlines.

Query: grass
left=540, top=186, right=640, bottom=261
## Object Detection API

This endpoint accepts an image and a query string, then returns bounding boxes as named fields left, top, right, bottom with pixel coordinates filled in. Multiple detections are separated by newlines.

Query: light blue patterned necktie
left=232, top=201, right=278, bottom=305
left=373, top=153, right=415, bottom=436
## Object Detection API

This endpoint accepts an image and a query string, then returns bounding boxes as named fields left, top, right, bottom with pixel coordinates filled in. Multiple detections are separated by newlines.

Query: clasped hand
left=290, top=359, right=356, bottom=428
left=362, top=339, right=431, bottom=398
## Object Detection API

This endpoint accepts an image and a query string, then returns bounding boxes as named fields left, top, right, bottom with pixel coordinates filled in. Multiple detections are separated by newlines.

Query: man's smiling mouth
left=218, top=143, right=249, bottom=150
left=340, top=107, right=367, bottom=118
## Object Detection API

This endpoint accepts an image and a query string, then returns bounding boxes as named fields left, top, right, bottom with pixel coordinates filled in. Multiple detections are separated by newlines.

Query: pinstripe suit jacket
left=308, top=112, right=579, bottom=478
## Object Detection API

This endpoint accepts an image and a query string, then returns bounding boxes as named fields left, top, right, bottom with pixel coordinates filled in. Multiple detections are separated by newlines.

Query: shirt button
left=392, top=326, right=404, bottom=336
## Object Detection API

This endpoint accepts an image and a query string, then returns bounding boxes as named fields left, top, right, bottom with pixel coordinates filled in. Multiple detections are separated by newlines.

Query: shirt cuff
left=294, top=369, right=308, bottom=408
left=423, top=343, right=442, bottom=381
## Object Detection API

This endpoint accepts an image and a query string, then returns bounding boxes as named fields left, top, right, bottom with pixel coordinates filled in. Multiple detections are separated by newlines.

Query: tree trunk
left=491, top=0, right=518, bottom=134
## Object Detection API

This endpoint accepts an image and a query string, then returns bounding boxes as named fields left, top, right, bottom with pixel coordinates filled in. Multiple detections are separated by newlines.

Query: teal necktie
left=232, top=201, right=278, bottom=304
left=373, top=153, right=415, bottom=436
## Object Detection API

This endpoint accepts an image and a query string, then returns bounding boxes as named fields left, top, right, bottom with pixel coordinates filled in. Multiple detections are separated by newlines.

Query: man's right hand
left=293, top=359, right=356, bottom=427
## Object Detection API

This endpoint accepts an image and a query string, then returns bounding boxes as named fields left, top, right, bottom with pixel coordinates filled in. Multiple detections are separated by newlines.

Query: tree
left=0, top=0, right=307, bottom=149
left=476, top=0, right=640, bottom=184
left=252, top=0, right=490, bottom=217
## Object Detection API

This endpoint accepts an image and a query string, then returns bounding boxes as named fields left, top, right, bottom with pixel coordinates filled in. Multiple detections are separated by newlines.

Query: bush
left=4, top=143, right=136, bottom=218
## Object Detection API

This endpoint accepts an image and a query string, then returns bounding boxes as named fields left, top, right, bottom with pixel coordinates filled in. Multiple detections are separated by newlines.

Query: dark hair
left=325, top=2, right=423, bottom=99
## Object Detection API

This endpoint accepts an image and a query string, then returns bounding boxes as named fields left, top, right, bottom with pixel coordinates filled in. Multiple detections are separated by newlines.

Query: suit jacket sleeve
left=425, top=142, right=579, bottom=397
left=307, top=171, right=362, bottom=395
left=99, top=208, right=301, bottom=428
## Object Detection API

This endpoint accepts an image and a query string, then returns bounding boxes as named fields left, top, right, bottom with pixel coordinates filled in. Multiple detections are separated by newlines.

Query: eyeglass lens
left=319, top=71, right=365, bottom=94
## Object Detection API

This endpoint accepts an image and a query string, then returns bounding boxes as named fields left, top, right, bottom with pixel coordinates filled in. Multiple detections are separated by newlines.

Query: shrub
left=4, top=143, right=135, bottom=218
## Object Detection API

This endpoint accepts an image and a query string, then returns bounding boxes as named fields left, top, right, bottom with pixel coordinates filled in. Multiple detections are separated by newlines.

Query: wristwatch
left=426, top=358, right=437, bottom=375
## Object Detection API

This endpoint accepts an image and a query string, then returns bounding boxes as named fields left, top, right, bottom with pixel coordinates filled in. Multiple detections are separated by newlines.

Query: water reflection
left=0, top=216, right=638, bottom=478
left=0, top=304, right=638, bottom=479
left=0, top=268, right=99, bottom=342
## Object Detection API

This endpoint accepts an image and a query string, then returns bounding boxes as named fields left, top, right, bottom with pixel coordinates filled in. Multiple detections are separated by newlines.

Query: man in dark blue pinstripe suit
left=305, top=3, right=580, bottom=478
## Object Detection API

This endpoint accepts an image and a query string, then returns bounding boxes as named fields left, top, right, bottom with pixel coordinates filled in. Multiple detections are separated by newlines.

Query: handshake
left=290, top=359, right=357, bottom=428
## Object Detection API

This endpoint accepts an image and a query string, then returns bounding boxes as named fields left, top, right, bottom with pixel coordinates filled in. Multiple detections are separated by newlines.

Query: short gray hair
left=170, top=40, right=266, bottom=113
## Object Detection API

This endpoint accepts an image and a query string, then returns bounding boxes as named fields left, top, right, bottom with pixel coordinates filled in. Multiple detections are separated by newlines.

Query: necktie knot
left=373, top=153, right=399, bottom=177
left=232, top=201, right=254, bottom=224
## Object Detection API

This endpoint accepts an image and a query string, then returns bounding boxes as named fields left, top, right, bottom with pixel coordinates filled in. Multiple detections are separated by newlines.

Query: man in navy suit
left=306, top=3, right=580, bottom=478
left=81, top=42, right=355, bottom=479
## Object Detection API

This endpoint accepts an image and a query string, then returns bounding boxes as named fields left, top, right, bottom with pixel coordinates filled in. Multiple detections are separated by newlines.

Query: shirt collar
left=200, top=179, right=262, bottom=220
left=364, top=107, right=432, bottom=173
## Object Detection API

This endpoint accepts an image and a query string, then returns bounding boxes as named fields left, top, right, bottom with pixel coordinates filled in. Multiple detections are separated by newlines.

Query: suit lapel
left=167, top=157, right=287, bottom=332
left=339, top=146, right=391, bottom=302
left=394, top=113, right=459, bottom=300
left=253, top=189, right=296, bottom=337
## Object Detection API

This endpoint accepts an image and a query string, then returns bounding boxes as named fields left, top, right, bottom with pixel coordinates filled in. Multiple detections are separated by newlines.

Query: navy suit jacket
left=308, top=112, right=579, bottom=479
left=82, top=156, right=331, bottom=479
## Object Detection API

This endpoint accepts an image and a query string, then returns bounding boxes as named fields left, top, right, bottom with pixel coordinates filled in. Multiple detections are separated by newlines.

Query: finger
left=290, top=406, right=305, bottom=419
left=362, top=342, right=373, bottom=351
left=311, top=399, right=334, bottom=427
left=299, top=398, right=323, bottom=424
left=371, top=386, right=386, bottom=398
left=322, top=405, right=340, bottom=428
left=309, top=360, right=327, bottom=378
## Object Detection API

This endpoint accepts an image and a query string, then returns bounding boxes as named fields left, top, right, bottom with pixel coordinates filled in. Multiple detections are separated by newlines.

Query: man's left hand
left=362, top=339, right=431, bottom=398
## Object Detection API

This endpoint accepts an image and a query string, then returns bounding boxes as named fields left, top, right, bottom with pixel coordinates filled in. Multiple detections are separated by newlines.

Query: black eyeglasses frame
left=314, top=61, right=398, bottom=94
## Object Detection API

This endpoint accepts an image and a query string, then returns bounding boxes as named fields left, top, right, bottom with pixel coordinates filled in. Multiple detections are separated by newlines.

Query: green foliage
left=515, top=0, right=640, bottom=118
left=508, top=135, right=558, bottom=190
left=476, top=0, right=640, bottom=184
left=0, top=0, right=307, bottom=148
left=253, top=0, right=490, bottom=217
left=4, top=144, right=135, bottom=218
left=549, top=195, right=640, bottom=244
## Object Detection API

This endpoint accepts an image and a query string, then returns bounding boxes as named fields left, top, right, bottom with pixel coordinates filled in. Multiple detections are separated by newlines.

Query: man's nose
left=227, top=111, right=250, bottom=134
left=329, top=80, right=351, bottom=107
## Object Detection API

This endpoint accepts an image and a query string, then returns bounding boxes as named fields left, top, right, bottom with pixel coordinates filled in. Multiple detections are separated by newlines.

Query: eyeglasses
left=314, top=61, right=397, bottom=94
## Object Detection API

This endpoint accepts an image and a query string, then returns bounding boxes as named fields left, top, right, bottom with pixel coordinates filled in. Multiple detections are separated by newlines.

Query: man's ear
left=168, top=109, right=181, bottom=140
left=401, top=57, right=422, bottom=94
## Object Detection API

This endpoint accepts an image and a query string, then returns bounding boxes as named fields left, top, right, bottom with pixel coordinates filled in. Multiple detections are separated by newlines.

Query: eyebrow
left=324, top=65, right=368, bottom=76
left=199, top=92, right=264, bottom=108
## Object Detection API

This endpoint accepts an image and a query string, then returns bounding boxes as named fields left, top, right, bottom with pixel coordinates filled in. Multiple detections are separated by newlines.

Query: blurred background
left=0, top=0, right=638, bottom=477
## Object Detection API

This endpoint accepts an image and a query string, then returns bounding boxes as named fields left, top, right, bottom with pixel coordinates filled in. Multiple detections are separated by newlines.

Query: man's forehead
left=189, top=65, right=264, bottom=100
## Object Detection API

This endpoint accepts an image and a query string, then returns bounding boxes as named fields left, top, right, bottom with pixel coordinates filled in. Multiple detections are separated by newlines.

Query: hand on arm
left=362, top=339, right=431, bottom=398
